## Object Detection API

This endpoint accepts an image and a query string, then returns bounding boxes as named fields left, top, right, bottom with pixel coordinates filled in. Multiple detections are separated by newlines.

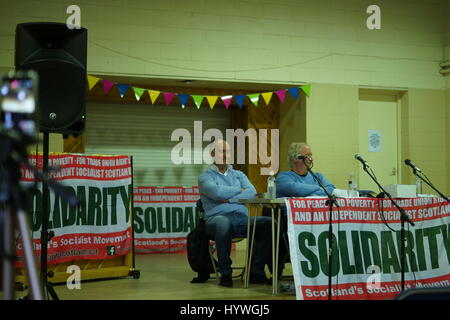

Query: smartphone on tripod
left=1, top=70, right=42, bottom=300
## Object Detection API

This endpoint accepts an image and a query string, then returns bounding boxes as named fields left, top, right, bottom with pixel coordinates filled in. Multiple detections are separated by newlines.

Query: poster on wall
left=285, top=197, right=450, bottom=300
left=17, top=153, right=133, bottom=267
left=368, top=129, right=382, bottom=152
left=133, top=186, right=200, bottom=253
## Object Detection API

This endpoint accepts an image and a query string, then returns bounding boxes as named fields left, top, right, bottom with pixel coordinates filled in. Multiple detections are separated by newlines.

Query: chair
left=196, top=199, right=246, bottom=283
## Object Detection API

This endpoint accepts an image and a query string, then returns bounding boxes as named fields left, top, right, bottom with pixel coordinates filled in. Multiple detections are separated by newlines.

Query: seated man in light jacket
left=276, top=142, right=335, bottom=198
left=198, top=139, right=272, bottom=287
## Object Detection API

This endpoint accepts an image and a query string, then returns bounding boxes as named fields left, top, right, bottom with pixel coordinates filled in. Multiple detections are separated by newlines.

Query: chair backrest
left=196, top=198, right=204, bottom=212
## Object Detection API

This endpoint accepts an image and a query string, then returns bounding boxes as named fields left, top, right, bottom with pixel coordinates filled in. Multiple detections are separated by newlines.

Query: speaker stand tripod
left=40, top=131, right=58, bottom=300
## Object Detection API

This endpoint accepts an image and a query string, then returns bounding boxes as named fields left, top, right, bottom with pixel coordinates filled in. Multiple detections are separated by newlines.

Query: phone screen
left=1, top=73, right=36, bottom=113
left=0, top=71, right=38, bottom=138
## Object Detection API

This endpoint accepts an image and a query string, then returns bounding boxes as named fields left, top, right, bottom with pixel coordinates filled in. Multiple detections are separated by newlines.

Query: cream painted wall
left=280, top=84, right=449, bottom=196
left=1, top=0, right=448, bottom=195
left=298, top=83, right=359, bottom=190
left=0, top=0, right=447, bottom=89
left=279, top=94, right=306, bottom=173
left=398, top=89, right=448, bottom=195
left=446, top=75, right=450, bottom=197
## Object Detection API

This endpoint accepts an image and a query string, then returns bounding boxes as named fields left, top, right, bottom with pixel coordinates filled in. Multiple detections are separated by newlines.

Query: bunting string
left=87, top=75, right=311, bottom=110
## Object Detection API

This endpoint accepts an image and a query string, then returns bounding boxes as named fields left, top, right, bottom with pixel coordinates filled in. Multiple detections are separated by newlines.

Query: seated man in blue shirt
left=198, top=139, right=272, bottom=287
left=267, top=142, right=335, bottom=277
left=276, top=142, right=335, bottom=198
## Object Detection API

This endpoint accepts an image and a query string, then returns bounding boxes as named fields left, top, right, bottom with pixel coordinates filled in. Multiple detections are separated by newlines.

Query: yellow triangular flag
left=148, top=90, right=160, bottom=104
left=87, top=75, right=100, bottom=90
left=262, top=92, right=273, bottom=106
left=206, top=96, right=219, bottom=109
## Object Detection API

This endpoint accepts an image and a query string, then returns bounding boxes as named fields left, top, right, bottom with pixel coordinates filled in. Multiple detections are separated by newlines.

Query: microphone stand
left=410, top=169, right=449, bottom=202
left=360, top=162, right=414, bottom=292
left=303, top=160, right=339, bottom=300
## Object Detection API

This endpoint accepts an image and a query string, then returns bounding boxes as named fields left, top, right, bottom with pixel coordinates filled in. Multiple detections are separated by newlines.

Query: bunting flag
left=234, top=95, right=246, bottom=108
left=261, top=92, right=273, bottom=106
left=102, top=79, right=115, bottom=94
left=206, top=96, right=218, bottom=109
left=300, top=84, right=311, bottom=97
left=192, top=95, right=204, bottom=109
left=163, top=92, right=175, bottom=105
left=275, top=89, right=286, bottom=103
left=221, top=95, right=232, bottom=109
left=148, top=90, right=160, bottom=104
left=117, top=84, right=129, bottom=98
left=87, top=75, right=100, bottom=90
left=247, top=93, right=260, bottom=107
left=88, top=75, right=310, bottom=110
left=178, top=94, right=190, bottom=108
left=132, top=87, right=146, bottom=101
left=288, top=87, right=299, bottom=100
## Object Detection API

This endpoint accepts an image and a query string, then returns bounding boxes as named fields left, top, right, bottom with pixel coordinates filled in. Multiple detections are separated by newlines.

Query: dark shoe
left=219, top=274, right=233, bottom=287
left=249, top=273, right=269, bottom=285
left=190, top=273, right=210, bottom=283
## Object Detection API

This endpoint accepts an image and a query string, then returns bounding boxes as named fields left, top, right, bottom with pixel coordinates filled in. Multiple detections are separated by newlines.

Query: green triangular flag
left=192, top=95, right=204, bottom=109
left=132, top=87, right=146, bottom=101
left=300, top=84, right=311, bottom=97
left=247, top=93, right=260, bottom=107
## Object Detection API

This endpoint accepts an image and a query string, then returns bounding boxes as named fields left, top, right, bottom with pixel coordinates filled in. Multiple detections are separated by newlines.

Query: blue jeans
left=205, top=211, right=272, bottom=277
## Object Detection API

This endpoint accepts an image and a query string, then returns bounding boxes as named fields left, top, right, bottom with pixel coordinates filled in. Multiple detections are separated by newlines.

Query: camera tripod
left=1, top=133, right=42, bottom=300
left=1, top=131, right=78, bottom=300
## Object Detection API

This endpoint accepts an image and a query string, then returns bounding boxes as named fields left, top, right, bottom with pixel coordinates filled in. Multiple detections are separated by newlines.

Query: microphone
left=404, top=159, right=422, bottom=173
left=295, top=154, right=306, bottom=160
left=354, top=154, right=370, bottom=167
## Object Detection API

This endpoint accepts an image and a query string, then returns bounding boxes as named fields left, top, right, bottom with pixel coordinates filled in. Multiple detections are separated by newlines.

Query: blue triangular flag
left=178, top=94, right=190, bottom=107
left=288, top=87, right=299, bottom=100
left=234, top=95, right=246, bottom=108
left=117, top=83, right=130, bottom=98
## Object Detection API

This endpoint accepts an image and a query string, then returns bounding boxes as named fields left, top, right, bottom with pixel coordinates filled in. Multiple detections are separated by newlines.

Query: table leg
left=245, top=205, right=257, bottom=288
left=244, top=205, right=251, bottom=288
left=271, top=207, right=276, bottom=295
left=274, top=207, right=281, bottom=295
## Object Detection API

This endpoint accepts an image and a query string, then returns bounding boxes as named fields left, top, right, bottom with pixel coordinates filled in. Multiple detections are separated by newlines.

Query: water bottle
left=416, top=178, right=422, bottom=196
left=348, top=172, right=358, bottom=197
left=267, top=171, right=276, bottom=199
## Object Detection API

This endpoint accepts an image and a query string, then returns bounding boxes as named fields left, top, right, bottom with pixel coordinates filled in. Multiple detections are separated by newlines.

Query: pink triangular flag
left=275, top=89, right=286, bottom=103
left=221, top=95, right=232, bottom=109
left=103, top=80, right=115, bottom=94
left=163, top=92, right=175, bottom=105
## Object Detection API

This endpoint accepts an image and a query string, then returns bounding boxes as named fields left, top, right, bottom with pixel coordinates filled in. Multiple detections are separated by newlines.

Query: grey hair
left=287, top=142, right=309, bottom=168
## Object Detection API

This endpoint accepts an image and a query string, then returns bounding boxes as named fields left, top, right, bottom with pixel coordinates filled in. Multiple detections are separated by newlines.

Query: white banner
left=133, top=186, right=200, bottom=253
left=18, top=153, right=133, bottom=266
left=286, top=197, right=450, bottom=300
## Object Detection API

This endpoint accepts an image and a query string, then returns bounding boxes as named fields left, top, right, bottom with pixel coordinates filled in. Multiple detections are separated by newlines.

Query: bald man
left=198, top=140, right=272, bottom=287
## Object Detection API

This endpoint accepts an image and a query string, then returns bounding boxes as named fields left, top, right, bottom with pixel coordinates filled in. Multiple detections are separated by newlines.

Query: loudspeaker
left=15, top=22, right=87, bottom=135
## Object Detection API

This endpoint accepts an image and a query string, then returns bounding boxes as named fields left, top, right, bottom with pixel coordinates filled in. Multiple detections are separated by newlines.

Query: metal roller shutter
left=85, top=102, right=231, bottom=187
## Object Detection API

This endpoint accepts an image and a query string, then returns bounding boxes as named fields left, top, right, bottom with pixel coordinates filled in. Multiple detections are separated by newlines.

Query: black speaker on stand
left=15, top=22, right=87, bottom=300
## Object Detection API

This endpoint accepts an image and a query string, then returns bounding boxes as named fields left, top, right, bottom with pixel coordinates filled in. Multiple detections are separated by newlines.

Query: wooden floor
left=13, top=249, right=296, bottom=300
